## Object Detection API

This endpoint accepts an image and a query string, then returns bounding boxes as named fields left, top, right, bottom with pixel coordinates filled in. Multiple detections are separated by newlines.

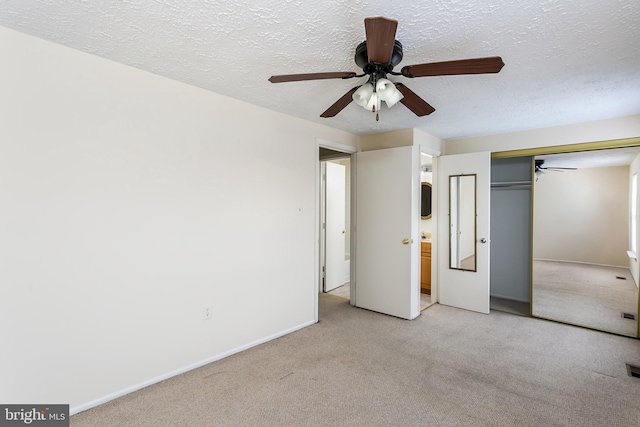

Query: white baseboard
left=70, top=319, right=316, bottom=416
left=533, top=258, right=629, bottom=270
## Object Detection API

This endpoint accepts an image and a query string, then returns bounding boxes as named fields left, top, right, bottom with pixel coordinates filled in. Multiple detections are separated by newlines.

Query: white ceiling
left=1, top=0, right=639, bottom=140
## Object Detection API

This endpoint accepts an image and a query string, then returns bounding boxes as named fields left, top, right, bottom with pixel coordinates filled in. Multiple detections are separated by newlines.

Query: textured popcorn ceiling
left=1, top=0, right=639, bottom=139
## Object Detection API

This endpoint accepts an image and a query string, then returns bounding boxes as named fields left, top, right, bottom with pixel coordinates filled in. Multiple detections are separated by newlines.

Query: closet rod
left=491, top=181, right=532, bottom=189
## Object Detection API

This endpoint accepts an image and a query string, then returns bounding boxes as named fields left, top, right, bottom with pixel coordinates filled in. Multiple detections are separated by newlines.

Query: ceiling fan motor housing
left=355, top=40, right=404, bottom=72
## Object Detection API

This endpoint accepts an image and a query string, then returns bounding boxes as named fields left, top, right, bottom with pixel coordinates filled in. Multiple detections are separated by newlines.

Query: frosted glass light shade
left=375, top=78, right=396, bottom=101
left=365, top=92, right=381, bottom=112
left=384, top=89, right=404, bottom=108
left=353, top=80, right=402, bottom=112
left=352, top=83, right=374, bottom=107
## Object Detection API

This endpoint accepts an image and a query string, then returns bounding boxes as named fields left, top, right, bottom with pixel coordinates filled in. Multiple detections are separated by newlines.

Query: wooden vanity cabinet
left=421, top=241, right=431, bottom=294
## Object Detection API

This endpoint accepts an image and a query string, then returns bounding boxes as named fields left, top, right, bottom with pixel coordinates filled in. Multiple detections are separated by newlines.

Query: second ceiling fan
left=269, top=16, right=505, bottom=120
left=535, top=159, right=578, bottom=172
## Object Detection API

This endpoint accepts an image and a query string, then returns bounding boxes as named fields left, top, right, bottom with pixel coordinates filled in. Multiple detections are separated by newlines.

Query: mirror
left=531, top=150, right=639, bottom=337
left=421, top=182, right=432, bottom=219
left=449, top=174, right=477, bottom=271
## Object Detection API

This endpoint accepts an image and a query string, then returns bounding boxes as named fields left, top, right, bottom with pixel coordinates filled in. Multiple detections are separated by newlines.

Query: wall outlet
left=202, top=305, right=212, bottom=320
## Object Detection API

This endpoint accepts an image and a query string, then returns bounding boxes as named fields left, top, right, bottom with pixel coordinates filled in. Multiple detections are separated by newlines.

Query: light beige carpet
left=72, top=294, right=640, bottom=426
left=326, top=282, right=350, bottom=299
left=327, top=283, right=433, bottom=311
left=533, top=260, right=639, bottom=337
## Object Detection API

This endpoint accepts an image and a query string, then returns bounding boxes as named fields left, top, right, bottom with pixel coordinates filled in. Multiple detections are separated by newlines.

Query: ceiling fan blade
left=320, top=87, right=359, bottom=118
left=395, top=83, right=435, bottom=116
left=269, top=72, right=357, bottom=83
left=364, top=17, right=398, bottom=64
left=401, top=56, right=505, bottom=78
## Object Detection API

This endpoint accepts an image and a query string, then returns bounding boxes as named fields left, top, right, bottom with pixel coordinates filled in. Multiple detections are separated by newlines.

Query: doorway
left=420, top=152, right=435, bottom=311
left=320, top=156, right=351, bottom=299
left=318, top=145, right=355, bottom=309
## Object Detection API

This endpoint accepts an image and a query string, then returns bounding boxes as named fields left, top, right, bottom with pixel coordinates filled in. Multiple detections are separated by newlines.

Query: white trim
left=70, top=320, right=315, bottom=416
left=315, top=147, right=321, bottom=322
left=349, top=151, right=357, bottom=306
left=419, top=145, right=442, bottom=157
left=533, top=257, right=631, bottom=270
left=316, top=139, right=358, bottom=311
left=317, top=138, right=358, bottom=153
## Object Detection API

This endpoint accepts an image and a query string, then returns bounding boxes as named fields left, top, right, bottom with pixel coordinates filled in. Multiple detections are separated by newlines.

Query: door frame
left=315, top=139, right=357, bottom=323
left=492, top=136, right=640, bottom=337
left=315, top=140, right=443, bottom=322
left=321, top=160, right=348, bottom=292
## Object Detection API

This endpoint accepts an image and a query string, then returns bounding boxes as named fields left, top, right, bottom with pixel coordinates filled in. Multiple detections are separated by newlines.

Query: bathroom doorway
left=420, top=152, right=435, bottom=311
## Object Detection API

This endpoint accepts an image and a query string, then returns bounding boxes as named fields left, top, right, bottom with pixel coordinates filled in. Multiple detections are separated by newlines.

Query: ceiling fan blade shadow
left=320, top=87, right=360, bottom=117
left=401, top=56, right=505, bottom=77
left=364, top=17, right=398, bottom=64
left=269, top=72, right=357, bottom=83
left=395, top=83, right=435, bottom=116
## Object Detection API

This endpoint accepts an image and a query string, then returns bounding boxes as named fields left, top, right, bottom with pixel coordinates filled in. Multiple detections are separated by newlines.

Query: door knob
left=402, top=238, right=411, bottom=245
left=480, top=238, right=487, bottom=243
left=342, top=230, right=346, bottom=234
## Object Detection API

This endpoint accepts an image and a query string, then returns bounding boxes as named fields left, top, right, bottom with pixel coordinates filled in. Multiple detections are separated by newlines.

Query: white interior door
left=325, top=161, right=346, bottom=292
left=438, top=152, right=491, bottom=314
left=355, top=146, right=420, bottom=319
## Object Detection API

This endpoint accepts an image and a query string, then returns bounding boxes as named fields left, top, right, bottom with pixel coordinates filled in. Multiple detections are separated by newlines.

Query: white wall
left=0, top=26, right=358, bottom=412
left=360, top=129, right=414, bottom=151
left=533, top=166, right=629, bottom=266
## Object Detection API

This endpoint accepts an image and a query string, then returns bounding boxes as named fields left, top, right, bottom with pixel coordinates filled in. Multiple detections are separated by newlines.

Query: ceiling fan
left=534, top=159, right=577, bottom=181
left=268, top=16, right=505, bottom=120
left=535, top=159, right=578, bottom=172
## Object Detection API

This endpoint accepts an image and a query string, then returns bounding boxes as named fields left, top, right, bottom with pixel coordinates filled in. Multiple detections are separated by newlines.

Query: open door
left=438, top=152, right=491, bottom=314
left=355, top=146, right=420, bottom=319
left=324, top=161, right=347, bottom=292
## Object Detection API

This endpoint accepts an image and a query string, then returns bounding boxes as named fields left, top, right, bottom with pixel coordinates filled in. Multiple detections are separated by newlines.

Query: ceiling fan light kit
left=269, top=16, right=505, bottom=121
left=352, top=79, right=405, bottom=121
